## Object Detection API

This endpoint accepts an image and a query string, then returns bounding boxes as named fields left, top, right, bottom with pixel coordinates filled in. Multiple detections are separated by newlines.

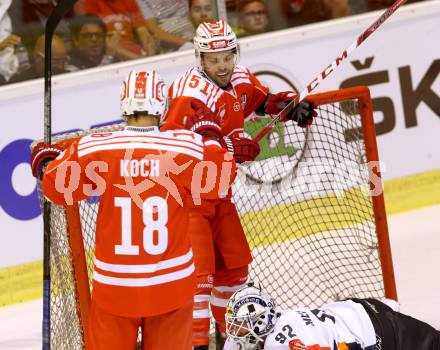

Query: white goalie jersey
left=225, top=300, right=377, bottom=350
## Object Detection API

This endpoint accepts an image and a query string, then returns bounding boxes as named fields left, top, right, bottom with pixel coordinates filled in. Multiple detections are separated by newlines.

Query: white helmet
left=194, top=20, right=239, bottom=63
left=120, top=70, right=167, bottom=118
left=225, top=283, right=278, bottom=350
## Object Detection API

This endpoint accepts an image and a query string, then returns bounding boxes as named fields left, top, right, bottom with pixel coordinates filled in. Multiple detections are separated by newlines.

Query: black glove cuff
left=37, top=159, right=51, bottom=180
left=256, top=93, right=272, bottom=116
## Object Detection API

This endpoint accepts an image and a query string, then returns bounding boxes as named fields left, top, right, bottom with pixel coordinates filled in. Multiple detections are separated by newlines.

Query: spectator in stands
left=69, top=15, right=117, bottom=69
left=136, top=0, right=194, bottom=52
left=75, top=0, right=157, bottom=60
left=225, top=0, right=237, bottom=11
left=9, top=33, right=70, bottom=83
left=0, top=0, right=20, bottom=85
left=236, top=0, right=270, bottom=36
left=282, top=0, right=350, bottom=27
left=8, top=0, right=74, bottom=52
left=189, top=0, right=217, bottom=31
left=236, top=0, right=270, bottom=37
left=0, top=33, right=21, bottom=84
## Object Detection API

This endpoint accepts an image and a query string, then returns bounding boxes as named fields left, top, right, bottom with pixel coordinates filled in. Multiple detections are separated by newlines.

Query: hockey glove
left=221, top=136, right=260, bottom=163
left=265, top=91, right=317, bottom=128
left=185, top=99, right=223, bottom=141
left=31, top=142, right=63, bottom=179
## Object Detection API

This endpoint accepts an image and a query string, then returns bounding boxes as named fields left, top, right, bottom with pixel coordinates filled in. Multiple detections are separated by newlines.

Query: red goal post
left=33, top=86, right=397, bottom=349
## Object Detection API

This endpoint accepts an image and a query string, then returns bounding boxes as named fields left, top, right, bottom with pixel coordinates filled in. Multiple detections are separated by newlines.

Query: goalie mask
left=120, top=70, right=167, bottom=120
left=194, top=20, right=240, bottom=67
left=226, top=283, right=278, bottom=350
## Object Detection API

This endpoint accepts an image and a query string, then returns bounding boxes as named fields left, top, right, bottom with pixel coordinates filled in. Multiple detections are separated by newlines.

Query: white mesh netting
left=35, top=90, right=392, bottom=348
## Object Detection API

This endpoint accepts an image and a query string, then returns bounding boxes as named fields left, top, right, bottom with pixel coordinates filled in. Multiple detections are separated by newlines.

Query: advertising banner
left=0, top=1, right=438, bottom=268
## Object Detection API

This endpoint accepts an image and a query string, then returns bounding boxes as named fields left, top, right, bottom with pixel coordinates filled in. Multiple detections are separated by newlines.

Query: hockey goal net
left=34, top=86, right=396, bottom=349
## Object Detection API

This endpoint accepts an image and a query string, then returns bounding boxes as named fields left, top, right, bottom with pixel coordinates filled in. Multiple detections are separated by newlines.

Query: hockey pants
left=351, top=298, right=440, bottom=350
left=188, top=199, right=252, bottom=346
left=86, top=299, right=192, bottom=350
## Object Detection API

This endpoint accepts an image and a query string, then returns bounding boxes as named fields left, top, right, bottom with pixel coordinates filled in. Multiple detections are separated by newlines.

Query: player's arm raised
left=250, top=71, right=317, bottom=128
left=160, top=78, right=199, bottom=131
left=179, top=101, right=237, bottom=200
left=31, top=140, right=100, bottom=205
left=189, top=99, right=261, bottom=164
left=262, top=91, right=317, bottom=128
left=243, top=68, right=270, bottom=117
left=31, top=142, right=65, bottom=181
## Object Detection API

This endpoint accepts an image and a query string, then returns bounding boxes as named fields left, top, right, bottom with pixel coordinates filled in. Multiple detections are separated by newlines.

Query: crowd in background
left=0, top=0, right=427, bottom=86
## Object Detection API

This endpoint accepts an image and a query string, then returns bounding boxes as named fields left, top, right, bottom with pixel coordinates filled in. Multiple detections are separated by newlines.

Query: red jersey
left=162, top=65, right=269, bottom=137
left=76, top=0, right=145, bottom=52
left=42, top=126, right=235, bottom=317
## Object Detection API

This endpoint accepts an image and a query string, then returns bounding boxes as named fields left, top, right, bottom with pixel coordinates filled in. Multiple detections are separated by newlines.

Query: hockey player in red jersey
left=225, top=284, right=440, bottom=350
left=161, top=20, right=317, bottom=349
left=30, top=70, right=236, bottom=350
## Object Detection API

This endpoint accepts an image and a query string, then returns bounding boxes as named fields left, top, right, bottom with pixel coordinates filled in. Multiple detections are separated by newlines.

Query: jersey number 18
left=114, top=196, right=168, bottom=255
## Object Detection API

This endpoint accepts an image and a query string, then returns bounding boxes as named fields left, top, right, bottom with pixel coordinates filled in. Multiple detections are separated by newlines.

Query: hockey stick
left=253, top=0, right=407, bottom=143
left=42, top=1, right=77, bottom=349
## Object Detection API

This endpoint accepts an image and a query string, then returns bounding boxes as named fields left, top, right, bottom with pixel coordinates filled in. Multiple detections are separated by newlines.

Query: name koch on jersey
left=119, top=159, right=160, bottom=177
